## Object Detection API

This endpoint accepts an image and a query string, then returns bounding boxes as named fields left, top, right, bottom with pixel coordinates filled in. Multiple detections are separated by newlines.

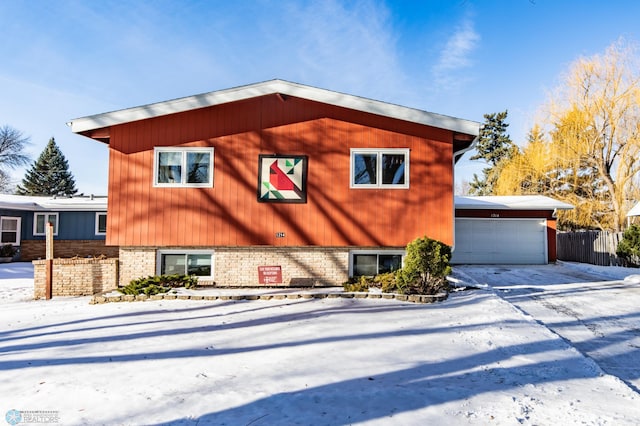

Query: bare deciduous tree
left=0, top=125, right=31, bottom=192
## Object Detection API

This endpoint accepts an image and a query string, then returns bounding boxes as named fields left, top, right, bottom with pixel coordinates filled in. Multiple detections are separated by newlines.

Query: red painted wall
left=106, top=94, right=456, bottom=248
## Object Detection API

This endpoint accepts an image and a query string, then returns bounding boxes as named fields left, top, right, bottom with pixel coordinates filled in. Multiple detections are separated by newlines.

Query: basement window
left=157, top=250, right=214, bottom=278
left=350, top=250, right=404, bottom=277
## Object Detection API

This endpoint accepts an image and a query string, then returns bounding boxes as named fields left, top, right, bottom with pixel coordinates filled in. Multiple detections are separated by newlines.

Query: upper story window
left=153, top=147, right=214, bottom=187
left=1, top=216, right=21, bottom=245
left=95, top=212, right=107, bottom=235
left=34, top=212, right=58, bottom=236
left=350, top=148, right=409, bottom=189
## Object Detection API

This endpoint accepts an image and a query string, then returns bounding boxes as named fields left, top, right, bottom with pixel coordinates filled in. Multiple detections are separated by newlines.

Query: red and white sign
left=258, top=266, right=282, bottom=284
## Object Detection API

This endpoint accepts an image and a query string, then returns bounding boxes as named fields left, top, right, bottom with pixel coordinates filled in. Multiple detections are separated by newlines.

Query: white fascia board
left=627, top=201, right=640, bottom=217
left=70, top=79, right=480, bottom=136
left=455, top=195, right=574, bottom=211
left=0, top=194, right=107, bottom=211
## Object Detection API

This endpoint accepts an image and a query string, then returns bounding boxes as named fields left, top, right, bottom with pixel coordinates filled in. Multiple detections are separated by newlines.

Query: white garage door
left=452, top=218, right=547, bottom=264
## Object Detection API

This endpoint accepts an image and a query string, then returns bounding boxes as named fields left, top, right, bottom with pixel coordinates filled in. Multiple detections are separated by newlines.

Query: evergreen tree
left=16, top=137, right=78, bottom=196
left=469, top=111, right=517, bottom=195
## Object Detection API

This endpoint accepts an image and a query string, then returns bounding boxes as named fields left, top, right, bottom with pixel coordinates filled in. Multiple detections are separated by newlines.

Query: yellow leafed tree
left=495, top=40, right=640, bottom=231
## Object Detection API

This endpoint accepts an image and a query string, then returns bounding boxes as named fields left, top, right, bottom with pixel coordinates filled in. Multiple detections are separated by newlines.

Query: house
left=0, top=194, right=118, bottom=261
left=627, top=201, right=640, bottom=227
left=452, top=195, right=574, bottom=264
left=69, top=79, right=480, bottom=286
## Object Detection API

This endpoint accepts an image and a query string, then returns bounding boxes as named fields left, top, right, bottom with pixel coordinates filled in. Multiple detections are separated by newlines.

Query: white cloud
left=258, top=0, right=409, bottom=103
left=431, top=18, right=480, bottom=92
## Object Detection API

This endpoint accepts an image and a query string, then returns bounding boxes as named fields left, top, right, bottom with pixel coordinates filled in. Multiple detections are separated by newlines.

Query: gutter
left=451, top=134, right=480, bottom=256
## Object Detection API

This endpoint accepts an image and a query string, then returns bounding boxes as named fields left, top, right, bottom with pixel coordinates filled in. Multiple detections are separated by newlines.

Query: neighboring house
left=452, top=195, right=574, bottom=264
left=627, top=201, right=640, bottom=227
left=0, top=194, right=117, bottom=261
left=69, top=79, right=480, bottom=286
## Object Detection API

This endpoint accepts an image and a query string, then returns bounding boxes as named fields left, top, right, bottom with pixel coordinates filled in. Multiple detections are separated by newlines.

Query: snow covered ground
left=1, top=262, right=640, bottom=425
left=456, top=261, right=640, bottom=395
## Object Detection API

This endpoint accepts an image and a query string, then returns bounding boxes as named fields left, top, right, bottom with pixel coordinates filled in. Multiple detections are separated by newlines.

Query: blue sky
left=1, top=0, right=639, bottom=195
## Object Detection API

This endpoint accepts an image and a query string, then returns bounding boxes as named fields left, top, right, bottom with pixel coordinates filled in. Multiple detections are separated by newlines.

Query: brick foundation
left=33, top=258, right=119, bottom=299
left=118, top=247, right=157, bottom=286
left=118, top=246, right=350, bottom=287
left=20, top=240, right=119, bottom=261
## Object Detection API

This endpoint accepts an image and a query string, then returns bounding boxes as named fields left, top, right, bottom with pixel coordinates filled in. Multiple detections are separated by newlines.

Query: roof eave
left=69, top=79, right=480, bottom=138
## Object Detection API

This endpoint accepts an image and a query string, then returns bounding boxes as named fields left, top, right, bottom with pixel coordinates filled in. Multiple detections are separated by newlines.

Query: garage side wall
left=455, top=209, right=558, bottom=263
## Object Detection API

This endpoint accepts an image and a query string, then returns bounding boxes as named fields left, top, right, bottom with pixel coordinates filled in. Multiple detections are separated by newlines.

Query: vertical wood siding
left=107, top=94, right=454, bottom=247
left=557, top=231, right=628, bottom=266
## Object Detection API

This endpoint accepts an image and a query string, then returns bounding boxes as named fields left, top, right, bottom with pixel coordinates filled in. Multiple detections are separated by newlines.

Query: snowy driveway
left=456, top=262, right=640, bottom=394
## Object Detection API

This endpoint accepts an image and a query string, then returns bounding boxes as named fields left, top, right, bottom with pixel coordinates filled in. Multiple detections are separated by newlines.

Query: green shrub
left=617, top=225, right=640, bottom=267
left=343, top=275, right=372, bottom=292
left=374, top=272, right=397, bottom=293
left=395, top=236, right=452, bottom=295
left=119, top=274, right=199, bottom=295
left=342, top=237, right=451, bottom=295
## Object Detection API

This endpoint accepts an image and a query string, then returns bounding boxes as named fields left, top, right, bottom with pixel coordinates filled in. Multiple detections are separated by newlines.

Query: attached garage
left=452, top=196, right=573, bottom=265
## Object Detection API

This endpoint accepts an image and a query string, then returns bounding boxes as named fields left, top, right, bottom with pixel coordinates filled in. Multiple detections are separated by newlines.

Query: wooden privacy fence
left=557, top=231, right=627, bottom=266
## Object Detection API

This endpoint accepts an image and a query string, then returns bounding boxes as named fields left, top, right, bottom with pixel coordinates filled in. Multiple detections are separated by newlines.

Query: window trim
left=349, top=250, right=405, bottom=277
left=156, top=250, right=215, bottom=279
left=0, top=216, right=21, bottom=246
left=95, top=212, right=107, bottom=236
left=33, top=212, right=59, bottom=236
left=350, top=148, right=410, bottom=189
left=153, top=147, right=214, bottom=188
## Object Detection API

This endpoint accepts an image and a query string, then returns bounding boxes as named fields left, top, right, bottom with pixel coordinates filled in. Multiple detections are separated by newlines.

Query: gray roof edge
left=69, top=79, right=480, bottom=136
left=627, top=201, right=640, bottom=217
left=455, top=195, right=575, bottom=211
left=0, top=194, right=107, bottom=211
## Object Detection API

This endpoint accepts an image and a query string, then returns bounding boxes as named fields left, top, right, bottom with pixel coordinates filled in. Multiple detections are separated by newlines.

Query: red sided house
left=70, top=80, right=480, bottom=286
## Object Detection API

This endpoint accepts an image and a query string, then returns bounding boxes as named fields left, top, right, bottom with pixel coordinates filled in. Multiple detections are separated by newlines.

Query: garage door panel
left=452, top=218, right=547, bottom=264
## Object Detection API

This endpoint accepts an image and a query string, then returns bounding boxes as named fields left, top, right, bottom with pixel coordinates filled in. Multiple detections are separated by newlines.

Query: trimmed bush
left=343, top=237, right=451, bottom=295
left=617, top=225, right=640, bottom=267
left=395, top=237, right=452, bottom=295
left=374, top=272, right=397, bottom=293
left=343, top=275, right=372, bottom=292
left=119, top=274, right=199, bottom=295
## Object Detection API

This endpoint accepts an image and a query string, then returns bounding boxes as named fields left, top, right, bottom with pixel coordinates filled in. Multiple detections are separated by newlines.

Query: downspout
left=451, top=134, right=480, bottom=257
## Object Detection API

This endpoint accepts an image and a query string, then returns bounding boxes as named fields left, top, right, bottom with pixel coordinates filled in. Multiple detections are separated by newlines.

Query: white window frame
left=95, top=212, right=107, bottom=236
left=349, top=250, right=405, bottom=277
left=156, top=250, right=214, bottom=279
left=350, top=148, right=410, bottom=189
left=0, top=216, right=21, bottom=245
left=153, top=147, right=214, bottom=188
left=33, top=212, right=59, bottom=236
